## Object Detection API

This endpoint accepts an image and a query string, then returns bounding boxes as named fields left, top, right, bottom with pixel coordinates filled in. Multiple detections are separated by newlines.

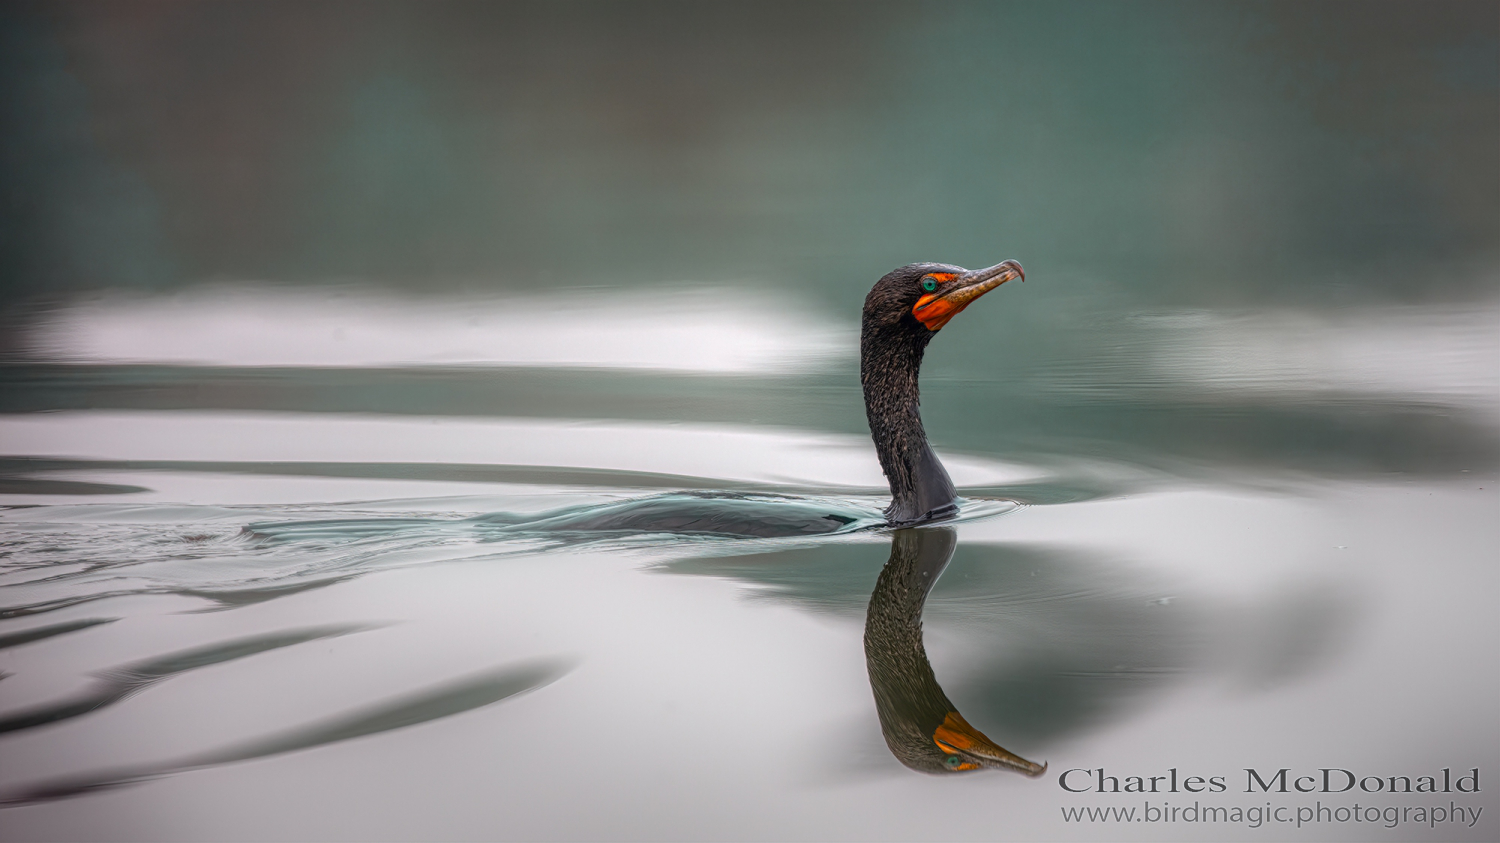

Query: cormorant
left=862, top=260, right=1024, bottom=526
left=251, top=259, right=1023, bottom=542
left=865, top=527, right=1045, bottom=775
left=523, top=257, right=1025, bottom=534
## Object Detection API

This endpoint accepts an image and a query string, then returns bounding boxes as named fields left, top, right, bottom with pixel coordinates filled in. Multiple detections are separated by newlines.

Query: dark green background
left=1, top=1, right=1495, bottom=479
left=3, top=1, right=1495, bottom=309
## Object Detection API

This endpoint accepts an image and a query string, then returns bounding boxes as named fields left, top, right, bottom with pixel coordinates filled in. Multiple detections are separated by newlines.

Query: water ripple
left=0, top=658, right=573, bottom=807
left=0, top=624, right=373, bottom=735
left=0, top=493, right=1017, bottom=620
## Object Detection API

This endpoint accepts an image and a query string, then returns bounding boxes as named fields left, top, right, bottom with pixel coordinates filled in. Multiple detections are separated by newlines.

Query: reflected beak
left=934, top=710, right=1047, bottom=776
left=913, top=260, right=1025, bottom=331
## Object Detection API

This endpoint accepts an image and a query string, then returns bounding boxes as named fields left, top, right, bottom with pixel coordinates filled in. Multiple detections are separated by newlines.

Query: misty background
left=0, top=7, right=1496, bottom=839
left=1, top=0, right=1496, bottom=477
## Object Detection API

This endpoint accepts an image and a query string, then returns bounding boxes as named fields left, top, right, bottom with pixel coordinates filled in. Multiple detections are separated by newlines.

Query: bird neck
left=860, top=324, right=958, bottom=525
left=863, top=528, right=958, bottom=771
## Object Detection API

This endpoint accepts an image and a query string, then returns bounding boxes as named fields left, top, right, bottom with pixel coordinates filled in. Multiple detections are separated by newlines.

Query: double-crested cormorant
left=253, top=259, right=1023, bottom=542
left=865, top=527, right=1045, bottom=775
left=862, top=260, right=1024, bottom=526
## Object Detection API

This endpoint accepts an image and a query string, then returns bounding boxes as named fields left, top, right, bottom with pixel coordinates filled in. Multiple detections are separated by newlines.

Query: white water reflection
left=22, top=286, right=855, bottom=374
left=1010, top=299, right=1500, bottom=425
left=0, top=410, right=1043, bottom=499
left=1138, top=303, right=1500, bottom=409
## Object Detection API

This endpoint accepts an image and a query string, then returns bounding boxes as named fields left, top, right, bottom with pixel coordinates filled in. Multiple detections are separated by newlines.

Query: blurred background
left=3, top=0, right=1497, bottom=303
left=1, top=0, right=1495, bottom=481
left=0, top=4, right=1496, bottom=839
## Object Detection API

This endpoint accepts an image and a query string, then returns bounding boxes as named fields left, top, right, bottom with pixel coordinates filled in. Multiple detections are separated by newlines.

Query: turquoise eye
left=944, top=755, right=963, bottom=769
left=922, top=278, right=937, bottom=292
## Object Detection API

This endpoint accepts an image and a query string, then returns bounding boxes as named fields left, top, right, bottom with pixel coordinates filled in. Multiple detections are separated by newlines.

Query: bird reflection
left=864, top=527, right=1044, bottom=776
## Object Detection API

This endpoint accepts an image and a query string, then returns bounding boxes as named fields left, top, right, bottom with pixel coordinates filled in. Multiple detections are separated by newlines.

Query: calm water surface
left=1, top=3, right=1497, bottom=839
left=0, top=288, right=1495, bottom=841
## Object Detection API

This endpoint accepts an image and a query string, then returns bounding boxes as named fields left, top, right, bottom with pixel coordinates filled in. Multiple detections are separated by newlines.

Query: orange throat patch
left=913, top=293, right=965, bottom=331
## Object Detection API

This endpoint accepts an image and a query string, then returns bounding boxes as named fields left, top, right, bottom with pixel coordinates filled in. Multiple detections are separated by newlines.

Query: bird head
left=926, top=710, right=1048, bottom=775
left=864, top=260, right=1025, bottom=334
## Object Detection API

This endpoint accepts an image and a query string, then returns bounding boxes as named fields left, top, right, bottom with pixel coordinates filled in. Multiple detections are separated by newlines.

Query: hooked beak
left=934, top=710, right=1047, bottom=775
left=913, top=260, right=1025, bottom=331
